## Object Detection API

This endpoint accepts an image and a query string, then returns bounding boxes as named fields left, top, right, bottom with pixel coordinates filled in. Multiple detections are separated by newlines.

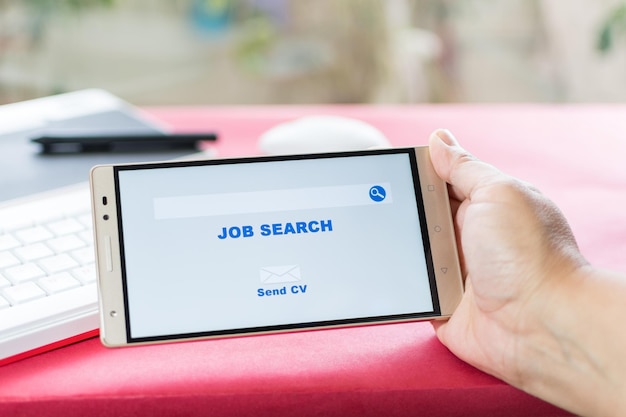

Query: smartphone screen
left=113, top=149, right=438, bottom=343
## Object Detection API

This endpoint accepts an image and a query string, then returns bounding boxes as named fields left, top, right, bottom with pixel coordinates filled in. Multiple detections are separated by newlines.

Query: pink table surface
left=2, top=105, right=625, bottom=417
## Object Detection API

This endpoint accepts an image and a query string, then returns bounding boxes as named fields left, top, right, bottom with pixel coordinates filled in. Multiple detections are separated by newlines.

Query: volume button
left=104, top=236, right=113, bottom=272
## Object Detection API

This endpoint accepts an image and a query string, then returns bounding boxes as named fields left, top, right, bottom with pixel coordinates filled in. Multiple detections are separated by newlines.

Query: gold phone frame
left=90, top=147, right=463, bottom=348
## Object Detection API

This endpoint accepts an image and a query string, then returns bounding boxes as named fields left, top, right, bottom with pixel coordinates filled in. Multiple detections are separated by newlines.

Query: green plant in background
left=597, top=2, right=626, bottom=53
left=188, top=0, right=278, bottom=73
left=233, top=14, right=278, bottom=73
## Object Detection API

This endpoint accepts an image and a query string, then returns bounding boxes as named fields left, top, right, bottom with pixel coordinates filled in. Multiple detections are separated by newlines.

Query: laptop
left=0, top=89, right=178, bottom=365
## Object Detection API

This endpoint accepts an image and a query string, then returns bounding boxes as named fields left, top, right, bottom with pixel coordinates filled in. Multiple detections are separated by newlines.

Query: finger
left=428, top=129, right=505, bottom=201
left=448, top=195, right=461, bottom=218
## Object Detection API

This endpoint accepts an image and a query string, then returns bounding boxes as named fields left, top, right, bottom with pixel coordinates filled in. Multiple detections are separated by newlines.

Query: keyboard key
left=72, top=264, right=97, bottom=284
left=0, top=275, right=11, bottom=289
left=78, top=230, right=94, bottom=244
left=0, top=251, right=20, bottom=269
left=0, top=295, right=9, bottom=309
left=71, top=247, right=95, bottom=265
left=0, top=234, right=20, bottom=251
left=77, top=214, right=94, bottom=228
left=47, top=235, right=85, bottom=253
left=14, top=242, right=55, bottom=262
left=37, top=254, right=79, bottom=274
left=4, top=263, right=46, bottom=284
left=3, top=282, right=47, bottom=305
left=15, top=226, right=54, bottom=244
left=38, top=272, right=81, bottom=295
left=47, top=218, right=84, bottom=236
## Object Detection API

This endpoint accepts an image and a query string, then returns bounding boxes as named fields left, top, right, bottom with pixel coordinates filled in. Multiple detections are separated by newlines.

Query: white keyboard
left=0, top=184, right=99, bottom=365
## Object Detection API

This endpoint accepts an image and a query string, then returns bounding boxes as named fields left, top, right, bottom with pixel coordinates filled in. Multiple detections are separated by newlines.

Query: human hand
left=428, top=129, right=587, bottom=385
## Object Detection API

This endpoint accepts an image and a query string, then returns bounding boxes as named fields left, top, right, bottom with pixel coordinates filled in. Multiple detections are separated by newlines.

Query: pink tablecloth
left=2, top=105, right=624, bottom=417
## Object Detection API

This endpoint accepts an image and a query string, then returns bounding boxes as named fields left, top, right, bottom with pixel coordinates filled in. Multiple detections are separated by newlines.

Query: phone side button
left=104, top=236, right=113, bottom=272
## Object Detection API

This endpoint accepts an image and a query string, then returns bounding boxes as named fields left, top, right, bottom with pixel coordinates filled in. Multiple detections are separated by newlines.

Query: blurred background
left=1, top=0, right=626, bottom=105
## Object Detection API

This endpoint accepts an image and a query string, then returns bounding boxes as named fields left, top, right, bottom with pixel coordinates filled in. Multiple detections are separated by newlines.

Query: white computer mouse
left=258, top=115, right=390, bottom=155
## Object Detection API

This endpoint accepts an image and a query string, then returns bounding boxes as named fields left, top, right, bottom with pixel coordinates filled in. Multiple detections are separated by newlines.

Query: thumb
left=428, top=129, right=504, bottom=200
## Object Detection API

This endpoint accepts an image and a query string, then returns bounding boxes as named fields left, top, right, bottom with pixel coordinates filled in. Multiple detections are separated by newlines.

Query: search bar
left=153, top=183, right=392, bottom=220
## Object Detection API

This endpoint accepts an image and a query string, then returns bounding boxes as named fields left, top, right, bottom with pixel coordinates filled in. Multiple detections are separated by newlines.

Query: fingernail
left=434, top=129, right=458, bottom=147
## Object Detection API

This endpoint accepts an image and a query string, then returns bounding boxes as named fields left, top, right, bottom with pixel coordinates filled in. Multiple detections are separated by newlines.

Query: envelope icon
left=260, top=265, right=301, bottom=284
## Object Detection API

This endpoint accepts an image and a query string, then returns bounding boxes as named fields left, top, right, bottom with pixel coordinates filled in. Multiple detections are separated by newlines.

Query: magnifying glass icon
left=369, top=185, right=386, bottom=202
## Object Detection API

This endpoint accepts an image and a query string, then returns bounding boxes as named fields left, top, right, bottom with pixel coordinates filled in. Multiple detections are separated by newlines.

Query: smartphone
left=90, top=147, right=463, bottom=347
